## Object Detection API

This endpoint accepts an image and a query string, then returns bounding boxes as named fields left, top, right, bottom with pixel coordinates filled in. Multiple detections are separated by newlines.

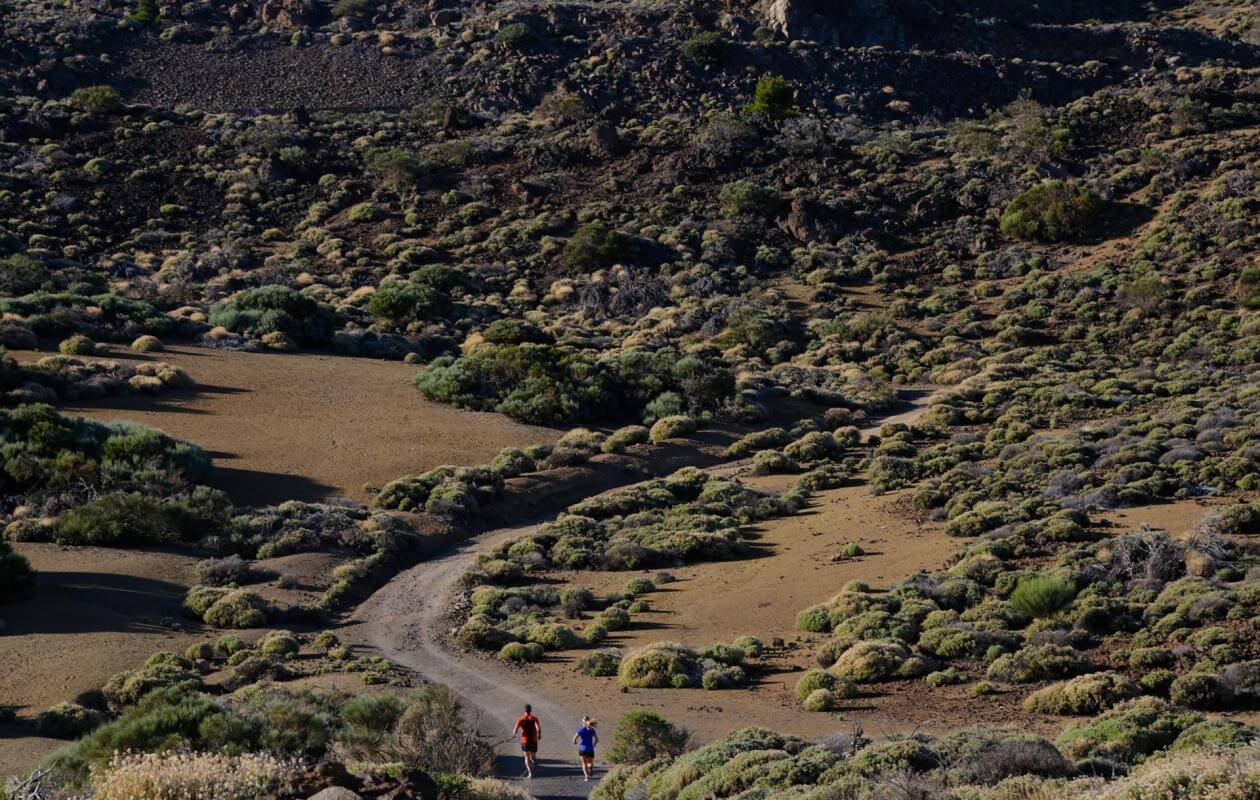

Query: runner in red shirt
left=513, top=704, right=541, bottom=778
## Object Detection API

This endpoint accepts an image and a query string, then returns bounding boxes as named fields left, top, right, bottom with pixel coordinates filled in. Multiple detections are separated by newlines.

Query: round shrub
left=1023, top=671, right=1140, bottom=715
left=603, top=425, right=650, bottom=453
left=1169, top=672, right=1233, bottom=709
left=456, top=619, right=516, bottom=651
left=499, top=642, right=545, bottom=662
left=618, top=642, right=700, bottom=688
left=803, top=688, right=836, bottom=712
left=624, top=577, right=655, bottom=596
left=259, top=632, right=300, bottom=657
left=650, top=415, right=697, bottom=443
left=577, top=648, right=622, bottom=677
left=828, top=640, right=924, bottom=683
left=35, top=703, right=102, bottom=739
left=999, top=180, right=1101, bottom=242
left=795, top=669, right=838, bottom=700
left=700, top=665, right=745, bottom=690
left=203, top=589, right=269, bottom=628
left=184, top=641, right=215, bottom=662
left=131, top=335, right=164, bottom=352
left=59, top=334, right=97, bottom=356
left=608, top=710, right=690, bottom=764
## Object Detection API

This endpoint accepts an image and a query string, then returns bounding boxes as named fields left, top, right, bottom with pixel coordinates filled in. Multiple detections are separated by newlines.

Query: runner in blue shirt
left=572, top=717, right=599, bottom=781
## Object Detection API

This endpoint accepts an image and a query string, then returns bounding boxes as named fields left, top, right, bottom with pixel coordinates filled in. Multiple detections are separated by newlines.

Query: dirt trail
left=350, top=520, right=598, bottom=800
left=348, top=388, right=945, bottom=796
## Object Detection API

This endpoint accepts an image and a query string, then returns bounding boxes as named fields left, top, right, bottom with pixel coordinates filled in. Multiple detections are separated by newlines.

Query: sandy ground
left=10, top=344, right=559, bottom=506
left=0, top=544, right=205, bottom=775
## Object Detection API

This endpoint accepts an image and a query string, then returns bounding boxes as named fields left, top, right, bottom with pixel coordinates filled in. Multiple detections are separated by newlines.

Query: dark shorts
left=522, top=742, right=538, bottom=753
left=579, top=748, right=595, bottom=760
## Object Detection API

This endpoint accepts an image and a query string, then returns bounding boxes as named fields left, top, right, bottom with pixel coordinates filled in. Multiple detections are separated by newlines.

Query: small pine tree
left=131, top=0, right=159, bottom=25
left=745, top=74, right=796, bottom=121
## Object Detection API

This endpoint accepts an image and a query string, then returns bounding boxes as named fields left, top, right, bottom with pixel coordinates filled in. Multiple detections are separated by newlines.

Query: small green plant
left=560, top=222, right=630, bottom=272
left=495, top=23, right=537, bottom=49
left=69, top=86, right=122, bottom=114
left=129, top=0, right=158, bottom=24
left=999, top=180, right=1101, bottom=242
left=607, top=710, right=690, bottom=764
left=745, top=75, right=796, bottom=120
left=1236, top=265, right=1260, bottom=308
left=682, top=32, right=729, bottom=66
left=1009, top=574, right=1077, bottom=618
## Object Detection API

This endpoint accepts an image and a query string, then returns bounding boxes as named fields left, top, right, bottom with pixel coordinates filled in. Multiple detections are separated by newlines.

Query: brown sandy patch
left=503, top=484, right=971, bottom=741
left=1098, top=496, right=1231, bottom=538
left=0, top=544, right=204, bottom=775
left=10, top=345, right=559, bottom=506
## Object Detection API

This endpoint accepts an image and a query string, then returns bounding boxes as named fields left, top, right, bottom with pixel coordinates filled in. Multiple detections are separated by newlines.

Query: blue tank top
left=576, top=726, right=596, bottom=751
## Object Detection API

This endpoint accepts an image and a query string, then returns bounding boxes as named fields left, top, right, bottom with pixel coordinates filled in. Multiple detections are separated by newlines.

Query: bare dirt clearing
left=0, top=544, right=203, bottom=775
left=11, top=345, right=559, bottom=506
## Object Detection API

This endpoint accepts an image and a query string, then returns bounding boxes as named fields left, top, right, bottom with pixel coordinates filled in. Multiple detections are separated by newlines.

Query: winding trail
left=349, top=388, right=940, bottom=799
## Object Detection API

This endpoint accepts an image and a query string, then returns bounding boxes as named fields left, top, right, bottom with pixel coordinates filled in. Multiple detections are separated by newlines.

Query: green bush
left=561, top=223, right=631, bottom=272
left=1023, top=671, right=1140, bottom=715
left=1056, top=696, right=1203, bottom=763
left=986, top=643, right=1091, bottom=684
left=681, top=32, right=729, bottom=66
left=828, top=640, right=930, bottom=682
left=577, top=648, right=622, bottom=676
left=1008, top=574, right=1077, bottom=618
left=203, top=589, right=269, bottom=628
left=499, top=642, right=545, bottom=662
left=1168, top=672, right=1233, bottom=709
left=619, top=642, right=700, bottom=688
left=495, top=22, right=537, bottom=49
left=745, top=75, right=795, bottom=120
left=35, top=703, right=103, bottom=739
left=129, top=0, right=158, bottom=24
left=608, top=710, right=690, bottom=764
left=718, top=181, right=780, bottom=217
left=1237, top=265, right=1260, bottom=308
left=59, top=333, right=97, bottom=355
left=999, top=180, right=1101, bottom=242
left=650, top=415, right=696, bottom=442
left=69, top=86, right=121, bottom=114
left=603, top=425, right=650, bottom=453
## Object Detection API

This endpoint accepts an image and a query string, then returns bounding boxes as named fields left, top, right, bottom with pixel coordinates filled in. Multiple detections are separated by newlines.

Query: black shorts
left=522, top=742, right=538, bottom=753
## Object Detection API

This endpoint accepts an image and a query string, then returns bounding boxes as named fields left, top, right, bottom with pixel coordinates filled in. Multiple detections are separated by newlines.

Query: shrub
left=650, top=415, right=697, bottom=442
left=682, top=32, right=729, bottom=66
left=802, top=688, right=835, bottom=712
left=745, top=75, right=795, bottom=120
left=131, top=335, right=163, bottom=352
left=561, top=223, right=631, bottom=272
left=59, top=333, right=97, bottom=355
left=603, top=425, right=650, bottom=453
left=624, top=577, right=655, bottom=596
left=495, top=22, right=537, bottom=49
left=999, top=180, right=1101, bottom=242
left=36, top=703, right=102, bottom=739
left=1169, top=672, right=1233, bottom=709
left=1008, top=574, right=1077, bottom=618
left=718, top=181, right=780, bottom=217
left=608, top=710, right=690, bottom=764
left=577, top=648, right=622, bottom=676
left=69, top=86, right=122, bottom=114
left=1237, top=265, right=1260, bottom=308
left=1023, top=671, right=1140, bottom=715
left=203, top=589, right=269, bottom=628
left=129, top=0, right=159, bottom=24
left=1056, top=696, right=1203, bottom=762
left=90, top=751, right=299, bottom=800
left=986, top=644, right=1091, bottom=683
left=258, top=632, right=300, bottom=657
left=499, top=642, right=545, bottom=662
left=619, top=642, right=700, bottom=688
left=828, top=640, right=928, bottom=682
left=795, top=669, right=840, bottom=701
